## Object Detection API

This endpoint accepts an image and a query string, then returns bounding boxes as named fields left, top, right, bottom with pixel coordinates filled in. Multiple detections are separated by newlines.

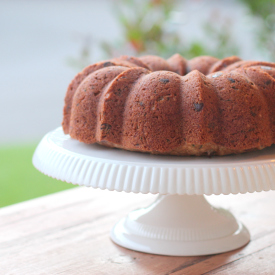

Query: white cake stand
left=33, top=128, right=275, bottom=256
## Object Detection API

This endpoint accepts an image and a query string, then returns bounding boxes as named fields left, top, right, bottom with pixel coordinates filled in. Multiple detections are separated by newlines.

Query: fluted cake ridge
left=62, top=54, right=275, bottom=156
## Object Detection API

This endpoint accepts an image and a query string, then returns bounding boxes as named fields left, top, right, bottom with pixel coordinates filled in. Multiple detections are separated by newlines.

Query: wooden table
left=1, top=187, right=275, bottom=275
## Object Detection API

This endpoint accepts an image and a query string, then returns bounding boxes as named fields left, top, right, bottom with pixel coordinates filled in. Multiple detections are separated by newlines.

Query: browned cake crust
left=62, top=54, right=275, bottom=156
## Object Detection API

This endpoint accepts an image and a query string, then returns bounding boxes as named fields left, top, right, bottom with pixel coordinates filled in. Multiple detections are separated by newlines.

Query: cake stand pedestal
left=33, top=128, right=275, bottom=256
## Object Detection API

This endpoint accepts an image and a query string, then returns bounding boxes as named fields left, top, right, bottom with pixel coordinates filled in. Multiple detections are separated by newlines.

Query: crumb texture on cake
left=62, top=54, right=275, bottom=156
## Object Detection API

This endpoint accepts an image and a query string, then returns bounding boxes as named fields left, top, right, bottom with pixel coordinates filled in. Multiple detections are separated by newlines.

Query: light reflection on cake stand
left=33, top=127, right=275, bottom=256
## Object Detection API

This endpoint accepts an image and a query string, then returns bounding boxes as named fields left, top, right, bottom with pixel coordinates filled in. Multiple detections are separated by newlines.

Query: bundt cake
left=62, top=54, right=275, bottom=156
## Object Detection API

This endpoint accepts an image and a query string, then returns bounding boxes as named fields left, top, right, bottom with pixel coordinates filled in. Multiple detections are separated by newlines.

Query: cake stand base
left=34, top=128, right=275, bottom=256
left=111, top=194, right=250, bottom=256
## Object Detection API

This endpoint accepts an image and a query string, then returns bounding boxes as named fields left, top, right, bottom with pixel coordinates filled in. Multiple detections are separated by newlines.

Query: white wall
left=0, top=0, right=120, bottom=143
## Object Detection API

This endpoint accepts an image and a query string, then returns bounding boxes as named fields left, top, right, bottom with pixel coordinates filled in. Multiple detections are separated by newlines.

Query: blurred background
left=1, top=0, right=275, bottom=207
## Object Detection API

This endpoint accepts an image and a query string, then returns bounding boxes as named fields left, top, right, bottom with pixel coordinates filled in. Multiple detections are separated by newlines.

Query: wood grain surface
left=0, top=187, right=275, bottom=275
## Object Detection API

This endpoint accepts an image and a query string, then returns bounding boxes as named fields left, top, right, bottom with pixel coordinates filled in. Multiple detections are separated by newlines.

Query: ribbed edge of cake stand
left=33, top=128, right=275, bottom=195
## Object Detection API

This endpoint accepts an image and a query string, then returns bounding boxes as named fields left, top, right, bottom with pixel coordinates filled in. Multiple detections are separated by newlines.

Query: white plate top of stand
left=33, top=127, right=275, bottom=195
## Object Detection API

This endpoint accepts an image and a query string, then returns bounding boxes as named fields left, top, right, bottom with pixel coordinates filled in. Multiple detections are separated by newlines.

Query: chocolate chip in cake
left=101, top=123, right=112, bottom=130
left=159, top=78, right=169, bottom=83
left=194, top=102, right=204, bottom=112
left=208, top=122, right=216, bottom=129
left=265, top=79, right=272, bottom=85
left=103, top=61, right=113, bottom=67
left=157, top=96, right=164, bottom=101
left=227, top=77, right=235, bottom=83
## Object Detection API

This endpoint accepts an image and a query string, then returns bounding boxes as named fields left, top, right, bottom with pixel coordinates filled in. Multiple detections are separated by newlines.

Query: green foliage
left=240, top=0, right=275, bottom=18
left=102, top=0, right=183, bottom=57
left=0, top=144, right=75, bottom=208
left=203, top=19, right=239, bottom=58
left=70, top=0, right=275, bottom=69
left=240, top=0, right=275, bottom=61
left=101, top=0, right=239, bottom=59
